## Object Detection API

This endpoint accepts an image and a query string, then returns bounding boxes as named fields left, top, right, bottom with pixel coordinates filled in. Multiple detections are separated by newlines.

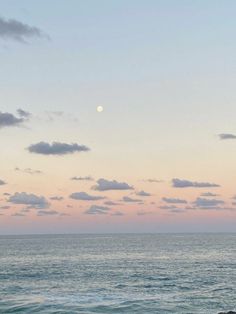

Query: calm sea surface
left=0, top=234, right=235, bottom=313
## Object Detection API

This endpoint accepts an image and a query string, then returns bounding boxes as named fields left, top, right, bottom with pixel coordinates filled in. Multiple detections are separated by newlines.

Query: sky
left=0, top=0, right=236, bottom=234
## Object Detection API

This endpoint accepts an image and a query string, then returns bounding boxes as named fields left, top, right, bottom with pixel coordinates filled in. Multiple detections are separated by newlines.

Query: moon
left=96, top=105, right=104, bottom=113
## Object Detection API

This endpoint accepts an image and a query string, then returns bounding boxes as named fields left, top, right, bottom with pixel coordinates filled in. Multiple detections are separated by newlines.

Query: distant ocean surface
left=0, top=234, right=235, bottom=314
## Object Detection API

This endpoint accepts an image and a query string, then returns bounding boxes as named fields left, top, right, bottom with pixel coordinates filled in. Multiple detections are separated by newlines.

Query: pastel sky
left=0, top=0, right=236, bottom=234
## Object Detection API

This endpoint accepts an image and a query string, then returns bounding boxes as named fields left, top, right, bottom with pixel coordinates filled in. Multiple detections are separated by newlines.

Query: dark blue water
left=0, top=234, right=235, bottom=313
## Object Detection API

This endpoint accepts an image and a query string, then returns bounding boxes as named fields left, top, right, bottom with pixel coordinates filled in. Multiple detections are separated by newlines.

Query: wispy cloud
left=84, top=205, right=111, bottom=215
left=44, top=111, right=77, bottom=123
left=15, top=167, right=42, bottom=175
left=218, top=133, right=236, bottom=140
left=50, top=196, right=64, bottom=201
left=160, top=205, right=178, bottom=210
left=71, top=176, right=93, bottom=181
left=137, top=211, right=153, bottom=216
left=169, top=208, right=187, bottom=214
left=0, top=17, right=46, bottom=42
left=111, top=211, right=124, bottom=216
left=17, top=108, right=31, bottom=118
left=21, top=208, right=31, bottom=213
left=27, top=141, right=90, bottom=155
left=37, top=210, right=59, bottom=216
left=12, top=212, right=25, bottom=217
left=60, top=212, right=70, bottom=217
left=160, top=200, right=235, bottom=212
left=172, top=178, right=220, bottom=188
left=122, top=196, right=142, bottom=203
left=201, top=192, right=219, bottom=197
left=70, top=192, right=105, bottom=201
left=162, top=197, right=187, bottom=204
left=0, top=205, right=10, bottom=210
left=159, top=205, right=187, bottom=213
left=136, top=190, right=151, bottom=197
left=104, top=201, right=120, bottom=206
left=143, top=179, right=162, bottom=183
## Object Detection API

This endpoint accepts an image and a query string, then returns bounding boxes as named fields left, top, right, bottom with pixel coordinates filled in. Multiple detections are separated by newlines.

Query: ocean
left=0, top=234, right=235, bottom=313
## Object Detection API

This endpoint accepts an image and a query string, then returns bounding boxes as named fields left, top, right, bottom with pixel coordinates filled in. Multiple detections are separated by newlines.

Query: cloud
left=162, top=197, right=187, bottom=204
left=160, top=200, right=234, bottom=212
left=60, top=212, right=70, bottom=216
left=136, top=190, right=151, bottom=197
left=0, top=179, right=6, bottom=185
left=0, top=17, right=45, bottom=42
left=15, top=167, right=42, bottom=175
left=111, top=211, right=124, bottom=216
left=44, top=111, right=77, bottom=123
left=0, top=205, right=10, bottom=210
left=27, top=141, right=90, bottom=155
left=50, top=196, right=64, bottom=201
left=0, top=112, right=24, bottom=128
left=160, top=205, right=178, bottom=210
left=143, top=179, right=162, bottom=183
left=159, top=205, right=186, bottom=213
left=12, top=212, right=25, bottom=217
left=122, top=196, right=142, bottom=203
left=193, top=197, right=224, bottom=209
left=8, top=192, right=49, bottom=209
left=46, top=111, right=64, bottom=117
left=71, top=176, right=93, bottom=181
left=169, top=209, right=186, bottom=213
left=93, top=178, right=133, bottom=191
left=172, top=178, right=220, bottom=188
left=218, top=133, right=236, bottom=140
left=201, top=192, right=219, bottom=197
left=184, top=206, right=196, bottom=210
left=84, top=205, right=111, bottom=215
left=21, top=208, right=31, bottom=213
left=0, top=109, right=30, bottom=129
left=37, top=210, right=58, bottom=216
left=70, top=192, right=105, bottom=201
left=104, top=201, right=120, bottom=206
left=17, top=108, right=31, bottom=118
left=137, top=211, right=153, bottom=216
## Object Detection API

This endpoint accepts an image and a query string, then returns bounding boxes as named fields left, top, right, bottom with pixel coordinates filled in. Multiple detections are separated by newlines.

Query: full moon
left=96, top=105, right=104, bottom=113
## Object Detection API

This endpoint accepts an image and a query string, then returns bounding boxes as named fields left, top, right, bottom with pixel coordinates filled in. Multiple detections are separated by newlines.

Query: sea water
left=0, top=234, right=235, bottom=313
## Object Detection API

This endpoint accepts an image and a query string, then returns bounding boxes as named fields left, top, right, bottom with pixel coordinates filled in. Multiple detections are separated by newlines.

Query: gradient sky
left=0, top=0, right=236, bottom=234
